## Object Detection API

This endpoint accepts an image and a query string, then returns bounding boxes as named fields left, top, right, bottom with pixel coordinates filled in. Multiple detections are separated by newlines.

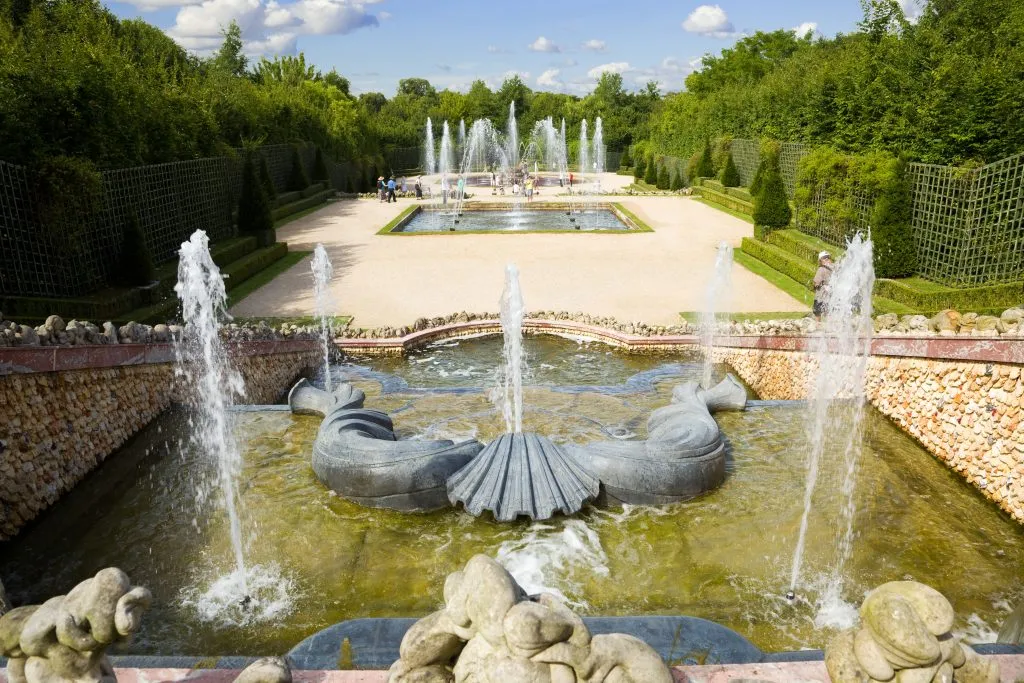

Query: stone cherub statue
left=388, top=554, right=672, bottom=683
left=0, top=568, right=151, bottom=683
left=825, top=581, right=999, bottom=683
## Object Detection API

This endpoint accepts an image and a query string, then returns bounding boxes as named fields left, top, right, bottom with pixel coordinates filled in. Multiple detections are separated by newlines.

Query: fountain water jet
left=787, top=233, right=875, bottom=628
left=423, top=118, right=436, bottom=175
left=175, top=230, right=248, bottom=593
left=457, top=118, right=466, bottom=157
left=311, top=243, right=334, bottom=392
left=506, top=102, right=519, bottom=171
left=593, top=117, right=605, bottom=175
left=498, top=264, right=525, bottom=433
left=701, top=241, right=734, bottom=389
left=579, top=119, right=589, bottom=179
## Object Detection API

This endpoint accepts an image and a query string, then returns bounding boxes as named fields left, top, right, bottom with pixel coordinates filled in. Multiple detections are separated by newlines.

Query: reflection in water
left=0, top=336, right=1021, bottom=657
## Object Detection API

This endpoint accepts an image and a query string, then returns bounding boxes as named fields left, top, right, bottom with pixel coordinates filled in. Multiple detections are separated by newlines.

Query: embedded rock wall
left=716, top=347, right=1024, bottom=524
left=0, top=348, right=318, bottom=540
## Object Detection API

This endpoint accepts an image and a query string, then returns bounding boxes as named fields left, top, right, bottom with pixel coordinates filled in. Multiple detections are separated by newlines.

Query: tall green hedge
left=258, top=154, right=277, bottom=200
left=721, top=153, right=741, bottom=187
left=752, top=154, right=791, bottom=233
left=313, top=146, right=332, bottom=188
left=238, top=153, right=274, bottom=234
left=634, top=154, right=645, bottom=181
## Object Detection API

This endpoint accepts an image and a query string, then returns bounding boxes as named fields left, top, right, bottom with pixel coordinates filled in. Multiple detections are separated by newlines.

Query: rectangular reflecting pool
left=1, top=337, right=1021, bottom=658
left=392, top=206, right=633, bottom=233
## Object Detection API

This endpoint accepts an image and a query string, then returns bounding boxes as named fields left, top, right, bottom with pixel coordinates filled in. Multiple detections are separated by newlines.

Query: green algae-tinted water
left=1, top=335, right=1022, bottom=657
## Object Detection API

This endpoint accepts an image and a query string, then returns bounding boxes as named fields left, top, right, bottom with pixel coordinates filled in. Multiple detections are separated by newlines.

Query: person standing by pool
left=568, top=172, right=574, bottom=193
left=414, top=177, right=422, bottom=200
left=457, top=175, right=465, bottom=201
left=377, top=176, right=385, bottom=202
left=400, top=176, right=407, bottom=194
left=525, top=176, right=534, bottom=202
left=813, top=251, right=833, bottom=320
left=387, top=176, right=397, bottom=203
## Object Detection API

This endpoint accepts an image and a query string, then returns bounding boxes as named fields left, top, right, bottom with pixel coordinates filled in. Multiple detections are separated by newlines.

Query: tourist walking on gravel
left=377, top=176, right=385, bottom=202
left=414, top=177, right=422, bottom=200
left=812, top=251, right=833, bottom=320
left=387, top=176, right=396, bottom=203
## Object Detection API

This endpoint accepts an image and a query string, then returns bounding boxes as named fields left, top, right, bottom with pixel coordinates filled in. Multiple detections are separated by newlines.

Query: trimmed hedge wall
left=695, top=185, right=753, bottom=217
left=700, top=179, right=754, bottom=203
left=272, top=189, right=333, bottom=222
left=874, top=278, right=1023, bottom=311
left=767, top=229, right=845, bottom=265
left=741, top=237, right=815, bottom=286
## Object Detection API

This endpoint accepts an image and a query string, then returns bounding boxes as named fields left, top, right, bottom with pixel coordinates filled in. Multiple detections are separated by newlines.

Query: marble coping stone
left=335, top=320, right=1024, bottom=364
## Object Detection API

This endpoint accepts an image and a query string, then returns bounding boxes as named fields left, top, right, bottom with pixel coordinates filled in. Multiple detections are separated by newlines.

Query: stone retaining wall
left=0, top=345, right=319, bottom=540
left=717, top=347, right=1024, bottom=523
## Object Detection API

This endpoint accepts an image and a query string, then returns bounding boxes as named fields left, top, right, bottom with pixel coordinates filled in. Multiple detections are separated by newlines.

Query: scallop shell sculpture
left=446, top=432, right=600, bottom=521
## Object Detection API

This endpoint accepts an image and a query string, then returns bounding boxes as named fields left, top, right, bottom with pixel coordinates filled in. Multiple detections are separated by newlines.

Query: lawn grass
left=734, top=249, right=815, bottom=307
left=692, top=196, right=754, bottom=224
left=376, top=205, right=420, bottom=234
left=226, top=250, right=311, bottom=307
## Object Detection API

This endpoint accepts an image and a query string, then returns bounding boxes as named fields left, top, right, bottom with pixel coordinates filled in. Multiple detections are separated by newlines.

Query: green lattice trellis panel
left=730, top=139, right=760, bottom=187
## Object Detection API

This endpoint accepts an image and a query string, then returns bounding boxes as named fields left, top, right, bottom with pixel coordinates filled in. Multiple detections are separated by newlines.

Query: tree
left=212, top=20, right=247, bottom=77
left=323, top=69, right=350, bottom=95
left=669, top=166, right=683, bottom=190
left=255, top=53, right=318, bottom=86
left=644, top=154, right=657, bottom=185
left=656, top=162, right=669, bottom=190
left=288, top=146, right=311, bottom=191
left=633, top=154, right=645, bottom=181
left=238, top=153, right=274, bottom=235
left=721, top=152, right=741, bottom=187
left=695, top=141, right=715, bottom=178
left=752, top=156, right=792, bottom=234
left=397, top=78, right=437, bottom=99
left=871, top=157, right=917, bottom=277
left=359, top=92, right=388, bottom=114
left=114, top=212, right=155, bottom=286
left=750, top=158, right=768, bottom=195
left=620, top=147, right=632, bottom=169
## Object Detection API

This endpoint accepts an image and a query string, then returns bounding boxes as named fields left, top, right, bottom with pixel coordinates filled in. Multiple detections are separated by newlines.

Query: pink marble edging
left=335, top=319, right=1024, bottom=364
left=6, top=656, right=1020, bottom=683
left=0, top=339, right=320, bottom=375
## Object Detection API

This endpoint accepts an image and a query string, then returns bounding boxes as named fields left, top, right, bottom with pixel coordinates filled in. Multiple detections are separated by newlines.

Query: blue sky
left=102, top=0, right=921, bottom=95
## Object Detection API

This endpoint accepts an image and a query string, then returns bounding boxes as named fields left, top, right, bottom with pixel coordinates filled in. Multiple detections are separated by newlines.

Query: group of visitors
left=377, top=175, right=408, bottom=203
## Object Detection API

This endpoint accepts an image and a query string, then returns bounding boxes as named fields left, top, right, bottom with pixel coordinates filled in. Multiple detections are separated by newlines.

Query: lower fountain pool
left=393, top=207, right=630, bottom=233
left=1, top=335, right=1021, bottom=657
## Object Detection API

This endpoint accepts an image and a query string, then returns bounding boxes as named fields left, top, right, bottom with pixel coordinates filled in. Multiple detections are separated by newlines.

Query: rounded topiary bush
left=752, top=156, right=792, bottom=235
left=238, top=152, right=274, bottom=235
left=115, top=211, right=155, bottom=287
left=721, top=152, right=741, bottom=187
left=871, top=157, right=917, bottom=278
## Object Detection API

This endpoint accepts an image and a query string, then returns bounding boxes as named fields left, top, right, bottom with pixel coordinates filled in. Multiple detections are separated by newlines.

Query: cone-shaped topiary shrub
left=750, top=158, right=767, bottom=196
left=633, top=154, right=645, bottom=181
left=752, top=155, right=791, bottom=236
left=644, top=154, right=657, bottom=185
left=656, top=162, right=669, bottom=190
left=695, top=141, right=715, bottom=179
left=313, top=147, right=332, bottom=188
left=620, top=147, right=632, bottom=170
left=288, top=145, right=311, bottom=191
left=872, top=156, right=917, bottom=278
left=238, top=153, right=274, bottom=235
left=258, top=154, right=276, bottom=200
left=115, top=211, right=155, bottom=286
left=669, top=166, right=683, bottom=191
left=721, top=153, right=741, bottom=187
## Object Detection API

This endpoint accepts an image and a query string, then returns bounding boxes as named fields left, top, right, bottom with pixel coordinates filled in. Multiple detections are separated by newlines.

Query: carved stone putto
left=388, top=555, right=672, bottom=683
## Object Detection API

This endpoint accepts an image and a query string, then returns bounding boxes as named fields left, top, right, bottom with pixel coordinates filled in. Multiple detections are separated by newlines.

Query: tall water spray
left=439, top=121, right=454, bottom=177
left=458, top=119, right=466, bottom=157
left=701, top=242, right=733, bottom=389
left=311, top=244, right=334, bottom=392
left=175, top=230, right=248, bottom=590
left=507, top=102, right=519, bottom=170
left=424, top=118, right=436, bottom=175
left=788, top=233, right=875, bottom=627
left=578, top=120, right=589, bottom=177
left=499, top=264, right=525, bottom=433
left=592, top=117, right=605, bottom=174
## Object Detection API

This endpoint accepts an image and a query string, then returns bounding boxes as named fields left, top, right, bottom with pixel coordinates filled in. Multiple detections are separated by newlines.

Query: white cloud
left=899, top=0, right=924, bottom=22
left=166, top=0, right=381, bottom=54
left=125, top=0, right=203, bottom=9
left=528, top=36, right=560, bottom=53
left=587, top=62, right=630, bottom=79
left=582, top=39, right=606, bottom=52
left=792, top=21, right=818, bottom=37
left=537, top=69, right=561, bottom=87
left=682, top=4, right=735, bottom=38
left=378, top=10, right=391, bottom=19
left=487, top=45, right=501, bottom=53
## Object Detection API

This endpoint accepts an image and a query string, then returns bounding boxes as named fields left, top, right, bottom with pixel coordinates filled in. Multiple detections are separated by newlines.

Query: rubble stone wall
left=0, top=348, right=318, bottom=539
left=717, top=347, right=1024, bottom=524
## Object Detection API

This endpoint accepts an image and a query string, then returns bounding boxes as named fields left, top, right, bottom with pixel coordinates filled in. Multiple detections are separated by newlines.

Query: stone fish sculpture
left=567, top=375, right=746, bottom=504
left=388, top=554, right=672, bottom=683
left=825, top=581, right=999, bottom=683
left=0, top=568, right=151, bottom=683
